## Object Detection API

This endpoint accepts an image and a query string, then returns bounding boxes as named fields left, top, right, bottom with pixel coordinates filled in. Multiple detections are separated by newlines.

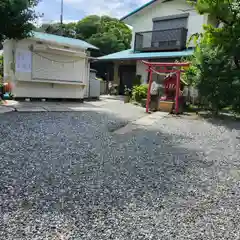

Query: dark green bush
left=132, top=84, right=148, bottom=102
left=132, top=75, right=142, bottom=86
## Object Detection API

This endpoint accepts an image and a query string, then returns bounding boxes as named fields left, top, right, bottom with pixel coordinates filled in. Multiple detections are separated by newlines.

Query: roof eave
left=88, top=46, right=99, bottom=50
left=120, top=0, right=157, bottom=21
left=30, top=35, right=84, bottom=50
left=98, top=55, right=185, bottom=61
left=31, top=32, right=99, bottom=51
left=97, top=49, right=194, bottom=61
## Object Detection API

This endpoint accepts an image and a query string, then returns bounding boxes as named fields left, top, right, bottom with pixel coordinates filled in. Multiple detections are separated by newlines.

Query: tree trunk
left=234, top=56, right=240, bottom=69
left=213, top=109, right=219, bottom=117
left=212, top=104, right=219, bottom=117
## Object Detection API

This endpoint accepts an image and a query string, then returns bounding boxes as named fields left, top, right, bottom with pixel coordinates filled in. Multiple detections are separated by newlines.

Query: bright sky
left=36, top=0, right=150, bottom=24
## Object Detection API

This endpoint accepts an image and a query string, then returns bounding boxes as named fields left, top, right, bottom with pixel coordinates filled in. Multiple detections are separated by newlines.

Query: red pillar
left=175, top=70, right=180, bottom=114
left=146, top=67, right=153, bottom=113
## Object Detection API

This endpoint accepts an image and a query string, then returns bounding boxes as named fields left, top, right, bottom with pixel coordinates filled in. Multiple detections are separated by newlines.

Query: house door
left=119, top=65, right=136, bottom=95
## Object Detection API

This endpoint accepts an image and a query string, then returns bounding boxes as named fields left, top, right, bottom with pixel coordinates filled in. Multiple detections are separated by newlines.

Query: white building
left=98, top=0, right=217, bottom=94
left=3, top=31, right=98, bottom=99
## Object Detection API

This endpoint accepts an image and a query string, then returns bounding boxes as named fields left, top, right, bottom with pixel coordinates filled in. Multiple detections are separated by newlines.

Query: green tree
left=0, top=55, right=3, bottom=78
left=0, top=0, right=40, bottom=43
left=75, top=15, right=101, bottom=40
left=189, top=0, right=240, bottom=68
left=76, top=15, right=132, bottom=55
left=189, top=44, right=234, bottom=114
left=38, top=22, right=77, bottom=38
left=38, top=15, right=132, bottom=56
left=186, top=0, right=240, bottom=114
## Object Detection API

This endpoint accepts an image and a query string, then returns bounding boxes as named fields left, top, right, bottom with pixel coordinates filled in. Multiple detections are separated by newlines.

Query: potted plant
left=124, top=85, right=131, bottom=103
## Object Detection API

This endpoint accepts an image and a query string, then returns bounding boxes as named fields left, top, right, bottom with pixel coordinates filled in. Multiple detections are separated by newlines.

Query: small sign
left=15, top=49, right=32, bottom=73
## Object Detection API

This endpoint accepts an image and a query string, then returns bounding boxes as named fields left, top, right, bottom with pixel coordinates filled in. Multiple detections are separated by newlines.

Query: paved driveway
left=1, top=95, right=146, bottom=122
left=0, top=103, right=240, bottom=239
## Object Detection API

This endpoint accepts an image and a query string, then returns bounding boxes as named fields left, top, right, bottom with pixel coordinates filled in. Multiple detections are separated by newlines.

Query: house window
left=151, top=13, right=189, bottom=49
left=153, top=17, right=188, bottom=31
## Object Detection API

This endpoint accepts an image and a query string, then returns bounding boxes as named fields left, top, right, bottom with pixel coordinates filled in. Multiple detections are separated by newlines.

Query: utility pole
left=60, top=0, right=63, bottom=25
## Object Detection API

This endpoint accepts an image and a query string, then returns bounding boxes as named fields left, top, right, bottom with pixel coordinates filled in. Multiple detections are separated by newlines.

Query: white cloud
left=35, top=17, right=78, bottom=26
left=36, top=0, right=150, bottom=25
left=62, top=0, right=150, bottom=18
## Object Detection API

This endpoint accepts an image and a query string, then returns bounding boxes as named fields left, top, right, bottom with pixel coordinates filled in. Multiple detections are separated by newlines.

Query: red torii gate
left=142, top=60, right=190, bottom=114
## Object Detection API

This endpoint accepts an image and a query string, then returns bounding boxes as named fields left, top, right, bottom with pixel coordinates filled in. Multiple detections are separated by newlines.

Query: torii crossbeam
left=142, top=60, right=190, bottom=114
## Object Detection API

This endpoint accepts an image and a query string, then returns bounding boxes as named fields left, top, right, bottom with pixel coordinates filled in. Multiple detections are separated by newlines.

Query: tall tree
left=0, top=0, right=40, bottom=43
left=189, top=0, right=240, bottom=68
left=185, top=0, right=240, bottom=114
left=77, top=15, right=132, bottom=55
left=0, top=54, right=3, bottom=78
left=38, top=22, right=77, bottom=38
left=38, top=15, right=132, bottom=56
left=75, top=15, right=101, bottom=40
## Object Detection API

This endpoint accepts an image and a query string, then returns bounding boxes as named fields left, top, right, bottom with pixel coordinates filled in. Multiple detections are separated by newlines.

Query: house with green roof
left=3, top=31, right=98, bottom=99
left=98, top=0, right=217, bottom=94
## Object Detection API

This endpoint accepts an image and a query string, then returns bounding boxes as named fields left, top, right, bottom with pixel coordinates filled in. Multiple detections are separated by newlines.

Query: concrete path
left=114, top=111, right=169, bottom=134
left=0, top=96, right=150, bottom=123
left=0, top=105, right=15, bottom=113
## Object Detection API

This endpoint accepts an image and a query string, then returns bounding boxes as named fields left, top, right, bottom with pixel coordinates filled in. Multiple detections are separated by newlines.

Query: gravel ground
left=0, top=111, right=240, bottom=239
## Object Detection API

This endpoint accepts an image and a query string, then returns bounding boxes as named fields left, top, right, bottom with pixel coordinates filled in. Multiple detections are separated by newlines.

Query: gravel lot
left=0, top=111, right=240, bottom=239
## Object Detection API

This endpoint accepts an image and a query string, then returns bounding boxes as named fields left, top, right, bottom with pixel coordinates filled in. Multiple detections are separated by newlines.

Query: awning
left=97, top=49, right=194, bottom=61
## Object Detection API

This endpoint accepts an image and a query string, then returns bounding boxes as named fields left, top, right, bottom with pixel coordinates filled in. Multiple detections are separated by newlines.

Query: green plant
left=186, top=0, right=240, bottom=115
left=187, top=44, right=236, bottom=115
left=110, top=83, right=118, bottom=95
left=0, top=0, right=41, bottom=43
left=132, top=75, right=142, bottom=86
left=132, top=84, right=148, bottom=103
left=124, top=85, right=131, bottom=96
left=0, top=55, right=3, bottom=78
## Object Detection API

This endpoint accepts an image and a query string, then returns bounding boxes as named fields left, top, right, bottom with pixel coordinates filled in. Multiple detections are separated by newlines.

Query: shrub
left=132, top=84, right=148, bottom=102
left=124, top=85, right=132, bottom=96
left=132, top=75, right=142, bottom=86
left=185, top=44, right=240, bottom=115
left=0, top=55, right=3, bottom=79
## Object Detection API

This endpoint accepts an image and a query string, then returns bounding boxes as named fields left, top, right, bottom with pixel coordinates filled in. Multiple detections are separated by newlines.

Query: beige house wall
left=123, top=0, right=209, bottom=49
left=3, top=39, right=89, bottom=99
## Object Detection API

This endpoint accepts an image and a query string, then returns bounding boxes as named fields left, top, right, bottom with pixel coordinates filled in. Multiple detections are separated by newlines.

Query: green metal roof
left=32, top=31, right=99, bottom=50
left=97, top=49, right=194, bottom=61
left=120, top=0, right=158, bottom=21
